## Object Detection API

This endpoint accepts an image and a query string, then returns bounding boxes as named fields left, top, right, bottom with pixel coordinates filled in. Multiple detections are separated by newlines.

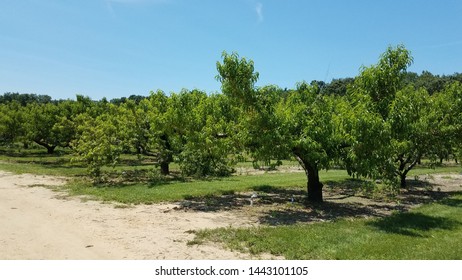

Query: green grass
left=191, top=193, right=462, bottom=259
left=64, top=170, right=348, bottom=204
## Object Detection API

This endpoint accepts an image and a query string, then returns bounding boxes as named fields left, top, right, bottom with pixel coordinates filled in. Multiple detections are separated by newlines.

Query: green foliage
left=346, top=45, right=449, bottom=188
left=172, top=91, right=238, bottom=177
left=243, top=85, right=289, bottom=164
left=352, top=44, right=413, bottom=119
left=24, top=103, right=61, bottom=153
left=72, top=104, right=128, bottom=180
left=281, top=82, right=349, bottom=170
left=68, top=89, right=241, bottom=179
left=216, top=52, right=355, bottom=202
left=216, top=51, right=259, bottom=105
left=0, top=101, right=26, bottom=145
left=0, top=92, right=52, bottom=105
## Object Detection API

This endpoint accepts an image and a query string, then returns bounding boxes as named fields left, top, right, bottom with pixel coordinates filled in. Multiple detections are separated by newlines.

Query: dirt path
left=0, top=171, right=254, bottom=260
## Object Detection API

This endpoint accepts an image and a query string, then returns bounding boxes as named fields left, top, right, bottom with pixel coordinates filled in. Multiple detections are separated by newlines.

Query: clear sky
left=1, top=0, right=461, bottom=100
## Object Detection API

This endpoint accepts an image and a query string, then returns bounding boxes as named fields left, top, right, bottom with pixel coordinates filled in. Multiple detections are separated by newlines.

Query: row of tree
left=1, top=45, right=461, bottom=203
left=217, top=45, right=462, bottom=202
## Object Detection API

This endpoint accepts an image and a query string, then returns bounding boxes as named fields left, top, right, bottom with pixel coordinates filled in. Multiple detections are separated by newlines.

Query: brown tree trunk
left=34, top=139, right=56, bottom=154
left=397, top=153, right=420, bottom=189
left=306, top=163, right=323, bottom=203
left=400, top=173, right=407, bottom=188
left=160, top=161, right=170, bottom=175
left=293, top=149, right=324, bottom=203
left=46, top=145, right=56, bottom=154
left=158, top=134, right=172, bottom=175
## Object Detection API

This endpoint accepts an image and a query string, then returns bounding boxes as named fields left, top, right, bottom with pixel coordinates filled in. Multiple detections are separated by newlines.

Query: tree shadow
left=173, top=178, right=462, bottom=226
left=437, top=193, right=462, bottom=207
left=179, top=192, right=250, bottom=212
left=323, top=179, right=364, bottom=199
left=367, top=212, right=461, bottom=237
left=0, top=148, right=58, bottom=157
left=252, top=185, right=306, bottom=204
left=175, top=182, right=407, bottom=219
left=177, top=184, right=305, bottom=212
left=398, top=182, right=458, bottom=208
left=258, top=201, right=401, bottom=226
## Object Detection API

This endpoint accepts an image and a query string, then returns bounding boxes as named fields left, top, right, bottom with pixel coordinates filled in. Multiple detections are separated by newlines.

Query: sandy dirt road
left=0, top=171, right=254, bottom=260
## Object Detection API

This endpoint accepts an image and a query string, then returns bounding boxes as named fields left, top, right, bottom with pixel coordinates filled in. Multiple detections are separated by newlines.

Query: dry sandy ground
left=0, top=171, right=256, bottom=260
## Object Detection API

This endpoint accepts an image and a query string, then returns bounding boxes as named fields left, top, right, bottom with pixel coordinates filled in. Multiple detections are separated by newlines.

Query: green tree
left=0, top=101, right=26, bottom=145
left=387, top=86, right=432, bottom=187
left=176, top=92, right=239, bottom=177
left=217, top=52, right=350, bottom=203
left=72, top=104, right=128, bottom=180
left=24, top=103, right=62, bottom=154
left=348, top=45, right=444, bottom=188
left=429, top=82, right=462, bottom=163
left=145, top=90, right=174, bottom=175
left=280, top=83, right=350, bottom=202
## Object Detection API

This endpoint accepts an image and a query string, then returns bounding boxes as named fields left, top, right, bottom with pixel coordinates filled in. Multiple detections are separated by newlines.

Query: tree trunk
left=400, top=173, right=407, bottom=188
left=397, top=153, right=420, bottom=189
left=293, top=149, right=323, bottom=203
left=160, top=161, right=170, bottom=175
left=159, top=134, right=172, bottom=175
left=34, top=139, right=56, bottom=154
left=306, top=163, right=323, bottom=203
left=46, top=145, right=56, bottom=154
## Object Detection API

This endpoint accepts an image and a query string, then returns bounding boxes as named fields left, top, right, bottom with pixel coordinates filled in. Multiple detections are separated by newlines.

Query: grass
left=191, top=193, right=462, bottom=259
left=64, top=170, right=347, bottom=204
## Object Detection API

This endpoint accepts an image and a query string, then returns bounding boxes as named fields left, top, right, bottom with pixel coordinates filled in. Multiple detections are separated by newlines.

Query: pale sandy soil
left=0, top=171, right=256, bottom=260
left=1, top=170, right=461, bottom=260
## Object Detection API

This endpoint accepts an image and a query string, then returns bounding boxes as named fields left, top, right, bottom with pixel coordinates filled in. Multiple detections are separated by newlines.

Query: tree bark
left=160, top=161, right=170, bottom=175
left=159, top=134, right=172, bottom=175
left=397, top=153, right=420, bottom=189
left=306, top=163, right=323, bottom=203
left=400, top=173, right=407, bottom=188
left=34, top=139, right=56, bottom=154
left=293, top=149, right=323, bottom=203
left=46, top=145, right=56, bottom=154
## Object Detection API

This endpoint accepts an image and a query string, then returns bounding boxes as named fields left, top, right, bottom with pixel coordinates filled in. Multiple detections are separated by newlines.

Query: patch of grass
left=61, top=169, right=352, bottom=205
left=409, top=165, right=462, bottom=176
left=192, top=193, right=462, bottom=259
left=63, top=172, right=315, bottom=204
left=0, top=161, right=83, bottom=177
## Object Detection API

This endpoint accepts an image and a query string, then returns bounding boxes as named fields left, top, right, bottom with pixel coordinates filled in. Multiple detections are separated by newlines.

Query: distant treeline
left=2, top=71, right=462, bottom=104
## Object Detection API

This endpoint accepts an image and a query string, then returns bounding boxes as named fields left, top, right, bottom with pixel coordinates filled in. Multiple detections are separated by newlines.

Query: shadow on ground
left=177, top=178, right=462, bottom=226
left=367, top=212, right=461, bottom=237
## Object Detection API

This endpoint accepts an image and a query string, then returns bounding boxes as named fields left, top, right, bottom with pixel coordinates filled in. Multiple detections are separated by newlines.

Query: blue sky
left=1, top=0, right=461, bottom=100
